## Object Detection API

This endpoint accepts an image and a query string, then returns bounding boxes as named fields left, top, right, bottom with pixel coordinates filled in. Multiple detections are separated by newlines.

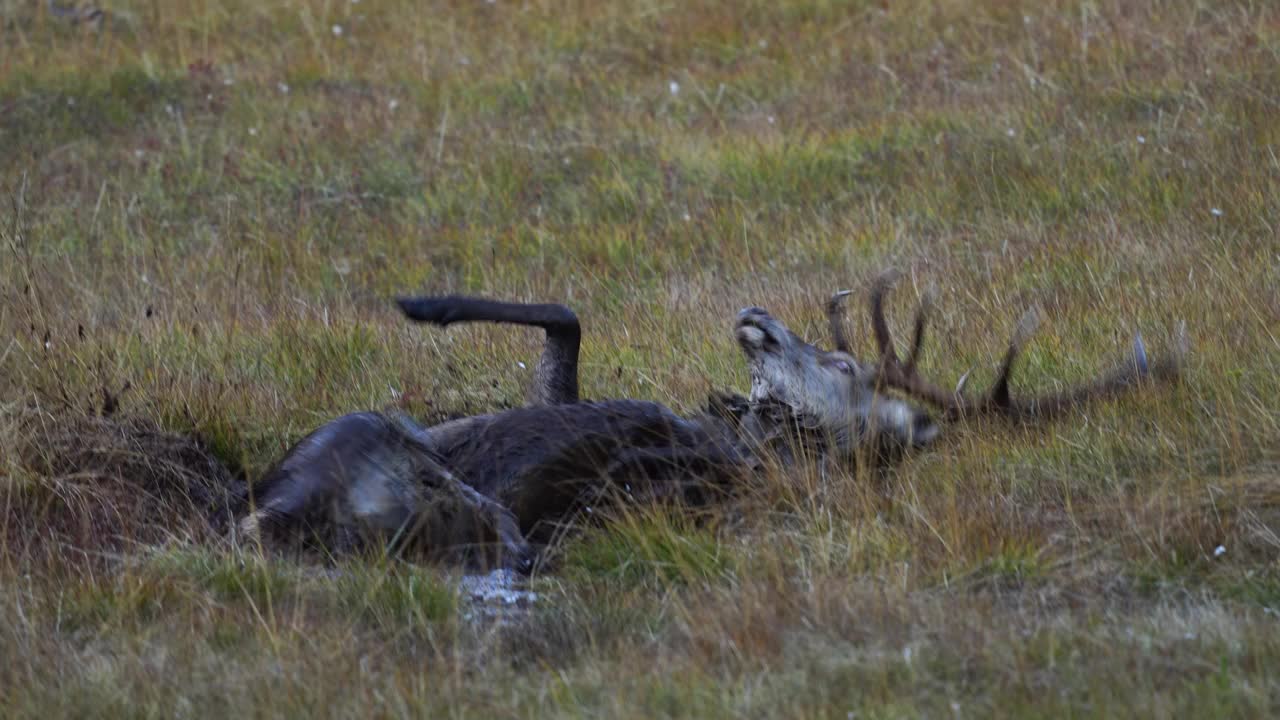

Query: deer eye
left=833, top=360, right=854, bottom=375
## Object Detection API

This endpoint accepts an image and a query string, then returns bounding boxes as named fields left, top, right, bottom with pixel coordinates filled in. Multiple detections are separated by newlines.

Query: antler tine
left=868, top=270, right=903, bottom=364
left=985, top=307, right=1041, bottom=412
left=902, top=287, right=936, bottom=375
left=826, top=289, right=853, bottom=353
left=867, top=272, right=964, bottom=414
left=1173, top=319, right=1190, bottom=370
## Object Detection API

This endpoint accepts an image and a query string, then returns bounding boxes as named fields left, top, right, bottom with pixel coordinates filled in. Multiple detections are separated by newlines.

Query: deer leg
left=398, top=296, right=581, bottom=405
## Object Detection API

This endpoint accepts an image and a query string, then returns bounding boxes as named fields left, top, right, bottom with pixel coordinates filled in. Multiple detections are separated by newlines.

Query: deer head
left=734, top=305, right=941, bottom=455
left=734, top=271, right=1186, bottom=461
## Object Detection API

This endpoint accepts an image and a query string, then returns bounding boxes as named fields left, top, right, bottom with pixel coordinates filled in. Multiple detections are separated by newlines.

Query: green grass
left=561, top=510, right=738, bottom=589
left=3, top=0, right=1280, bottom=716
left=336, top=560, right=458, bottom=632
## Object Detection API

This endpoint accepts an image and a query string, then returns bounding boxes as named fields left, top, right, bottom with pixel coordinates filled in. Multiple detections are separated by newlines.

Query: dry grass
left=2, top=0, right=1279, bottom=716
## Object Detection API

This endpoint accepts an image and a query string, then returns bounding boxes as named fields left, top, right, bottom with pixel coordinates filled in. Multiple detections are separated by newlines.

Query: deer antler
left=827, top=289, right=854, bottom=353
left=858, top=271, right=1185, bottom=422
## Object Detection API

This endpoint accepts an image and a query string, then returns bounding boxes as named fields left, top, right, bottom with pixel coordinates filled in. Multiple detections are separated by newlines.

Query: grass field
left=2, top=0, right=1279, bottom=716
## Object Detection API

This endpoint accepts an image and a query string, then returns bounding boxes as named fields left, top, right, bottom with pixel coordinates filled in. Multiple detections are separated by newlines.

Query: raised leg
left=397, top=296, right=581, bottom=406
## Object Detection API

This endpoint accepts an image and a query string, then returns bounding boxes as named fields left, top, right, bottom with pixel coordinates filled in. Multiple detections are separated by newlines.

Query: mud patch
left=3, top=410, right=244, bottom=562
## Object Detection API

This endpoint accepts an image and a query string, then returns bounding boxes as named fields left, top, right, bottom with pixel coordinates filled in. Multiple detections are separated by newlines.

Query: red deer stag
left=238, top=274, right=1184, bottom=570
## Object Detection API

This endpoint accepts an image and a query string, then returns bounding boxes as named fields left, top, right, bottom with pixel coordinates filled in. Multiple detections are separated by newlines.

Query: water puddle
left=458, top=569, right=539, bottom=625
